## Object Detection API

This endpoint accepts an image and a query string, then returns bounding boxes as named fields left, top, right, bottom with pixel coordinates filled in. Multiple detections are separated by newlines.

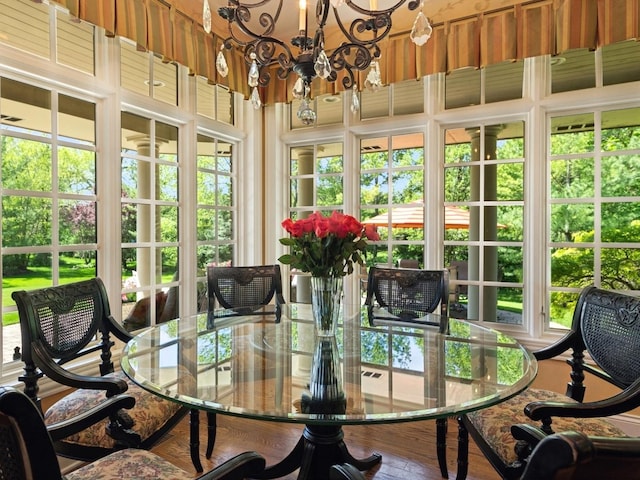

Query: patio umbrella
left=362, top=202, right=472, bottom=229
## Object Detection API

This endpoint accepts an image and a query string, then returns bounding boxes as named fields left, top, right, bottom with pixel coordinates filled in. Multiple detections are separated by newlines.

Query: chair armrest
left=532, top=329, right=578, bottom=361
left=33, top=343, right=127, bottom=396
left=196, top=451, right=266, bottom=480
left=107, top=313, right=135, bottom=343
left=46, top=394, right=136, bottom=440
left=588, top=435, right=640, bottom=457
left=520, top=431, right=640, bottom=480
left=509, top=423, right=550, bottom=465
left=511, top=423, right=548, bottom=444
left=526, top=379, right=640, bottom=420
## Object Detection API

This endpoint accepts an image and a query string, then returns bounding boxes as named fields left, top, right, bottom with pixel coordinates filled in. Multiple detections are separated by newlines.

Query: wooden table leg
left=252, top=424, right=381, bottom=480
left=189, top=409, right=203, bottom=473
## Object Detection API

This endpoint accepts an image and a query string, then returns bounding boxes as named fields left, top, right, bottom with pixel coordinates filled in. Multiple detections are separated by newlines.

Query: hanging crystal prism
left=250, top=87, right=262, bottom=109
left=410, top=11, right=432, bottom=46
left=292, top=77, right=305, bottom=99
left=330, top=0, right=345, bottom=7
left=248, top=64, right=259, bottom=88
left=203, top=0, right=212, bottom=34
left=216, top=47, right=229, bottom=77
left=365, top=60, right=383, bottom=92
left=350, top=89, right=360, bottom=114
left=314, top=49, right=332, bottom=79
left=297, top=98, right=317, bottom=125
left=248, top=53, right=259, bottom=88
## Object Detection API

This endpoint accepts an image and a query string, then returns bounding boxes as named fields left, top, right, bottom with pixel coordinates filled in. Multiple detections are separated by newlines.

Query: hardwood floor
left=151, top=414, right=501, bottom=479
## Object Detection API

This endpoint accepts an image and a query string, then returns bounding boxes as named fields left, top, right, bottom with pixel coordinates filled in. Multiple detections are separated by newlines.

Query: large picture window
left=443, top=122, right=525, bottom=325
left=548, top=107, right=640, bottom=328
left=287, top=142, right=344, bottom=301
left=360, top=133, right=425, bottom=268
left=196, top=134, right=235, bottom=308
left=120, top=112, right=180, bottom=330
left=1, top=78, right=97, bottom=364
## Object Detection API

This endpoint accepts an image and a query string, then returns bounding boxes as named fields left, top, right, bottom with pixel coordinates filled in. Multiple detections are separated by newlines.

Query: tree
left=1, top=137, right=52, bottom=273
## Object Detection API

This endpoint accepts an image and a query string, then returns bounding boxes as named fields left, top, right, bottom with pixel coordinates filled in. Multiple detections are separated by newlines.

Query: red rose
left=282, top=218, right=305, bottom=237
left=331, top=211, right=350, bottom=238
left=313, top=214, right=331, bottom=238
left=279, top=210, right=375, bottom=277
left=364, top=224, right=380, bottom=241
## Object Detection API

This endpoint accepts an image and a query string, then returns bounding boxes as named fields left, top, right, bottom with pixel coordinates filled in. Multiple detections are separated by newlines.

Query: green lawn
left=497, top=299, right=523, bottom=314
left=2, top=259, right=97, bottom=326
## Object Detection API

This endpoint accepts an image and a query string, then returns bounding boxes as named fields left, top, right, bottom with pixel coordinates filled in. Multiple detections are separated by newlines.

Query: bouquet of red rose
left=279, top=211, right=380, bottom=278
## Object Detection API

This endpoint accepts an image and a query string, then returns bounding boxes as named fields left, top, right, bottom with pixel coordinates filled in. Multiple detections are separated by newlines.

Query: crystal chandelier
left=204, top=0, right=432, bottom=125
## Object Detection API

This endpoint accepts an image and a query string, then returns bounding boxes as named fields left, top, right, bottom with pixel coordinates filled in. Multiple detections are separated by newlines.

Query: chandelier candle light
left=207, top=0, right=432, bottom=123
left=279, top=211, right=380, bottom=335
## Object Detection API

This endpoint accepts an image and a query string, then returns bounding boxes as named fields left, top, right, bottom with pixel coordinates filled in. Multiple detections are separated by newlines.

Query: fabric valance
left=48, top=0, right=639, bottom=104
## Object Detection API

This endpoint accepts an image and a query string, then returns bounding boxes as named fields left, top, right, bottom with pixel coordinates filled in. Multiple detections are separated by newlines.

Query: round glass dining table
left=121, top=303, right=537, bottom=480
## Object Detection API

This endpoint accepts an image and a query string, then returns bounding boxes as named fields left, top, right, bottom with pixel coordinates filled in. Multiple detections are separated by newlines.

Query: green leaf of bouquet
left=278, top=254, right=294, bottom=264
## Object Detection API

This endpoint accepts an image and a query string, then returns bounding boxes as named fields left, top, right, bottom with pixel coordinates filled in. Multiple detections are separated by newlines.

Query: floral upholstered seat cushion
left=465, top=388, right=628, bottom=466
left=65, top=448, right=188, bottom=480
left=45, top=371, right=182, bottom=449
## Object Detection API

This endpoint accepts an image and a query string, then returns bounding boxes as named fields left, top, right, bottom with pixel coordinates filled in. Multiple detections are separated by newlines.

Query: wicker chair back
left=364, top=266, right=449, bottom=332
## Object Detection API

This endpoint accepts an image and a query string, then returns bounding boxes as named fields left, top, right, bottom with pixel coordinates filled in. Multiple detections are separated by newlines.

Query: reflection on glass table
left=121, top=303, right=537, bottom=480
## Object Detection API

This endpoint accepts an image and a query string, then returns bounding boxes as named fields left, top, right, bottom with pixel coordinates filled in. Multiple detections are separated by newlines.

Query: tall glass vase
left=310, top=276, right=343, bottom=336
left=300, top=336, right=346, bottom=415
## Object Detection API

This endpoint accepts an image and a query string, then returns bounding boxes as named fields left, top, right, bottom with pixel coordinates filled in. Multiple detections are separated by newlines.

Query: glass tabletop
left=121, top=303, right=537, bottom=425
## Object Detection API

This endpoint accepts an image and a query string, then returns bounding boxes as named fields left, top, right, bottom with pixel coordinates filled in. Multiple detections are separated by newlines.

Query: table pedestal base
left=251, top=424, right=382, bottom=480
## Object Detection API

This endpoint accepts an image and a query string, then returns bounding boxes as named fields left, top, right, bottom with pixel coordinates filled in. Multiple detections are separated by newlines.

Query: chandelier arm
left=332, top=9, right=392, bottom=46
left=252, top=38, right=295, bottom=66
left=343, top=0, right=419, bottom=16
left=276, top=51, right=298, bottom=80
left=315, top=0, right=331, bottom=31
left=221, top=4, right=282, bottom=43
left=213, top=0, right=426, bottom=118
left=327, top=42, right=373, bottom=89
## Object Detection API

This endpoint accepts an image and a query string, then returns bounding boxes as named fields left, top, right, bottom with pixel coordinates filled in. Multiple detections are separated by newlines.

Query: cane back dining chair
left=457, top=286, right=640, bottom=480
left=364, top=266, right=449, bottom=333
left=364, top=266, right=451, bottom=478
left=12, top=278, right=191, bottom=466
left=0, top=385, right=267, bottom=480
left=517, top=429, right=640, bottom=480
left=199, top=264, right=286, bottom=460
left=207, top=264, right=285, bottom=324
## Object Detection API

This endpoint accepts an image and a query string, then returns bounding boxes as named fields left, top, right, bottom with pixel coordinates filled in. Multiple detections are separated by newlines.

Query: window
left=0, top=0, right=94, bottom=75
left=445, top=62, right=523, bottom=109
left=552, top=41, right=640, bottom=93
left=1, top=78, right=97, bottom=363
left=444, top=122, right=525, bottom=325
left=0, top=0, right=50, bottom=59
left=548, top=107, right=640, bottom=328
left=196, top=77, right=234, bottom=124
left=360, top=133, right=425, bottom=267
left=359, top=78, right=424, bottom=119
left=551, top=49, right=595, bottom=94
left=120, top=112, right=180, bottom=326
left=120, top=39, right=178, bottom=106
left=56, top=8, right=94, bottom=74
left=287, top=142, right=344, bottom=299
left=290, top=93, right=344, bottom=129
left=196, top=133, right=235, bottom=307
left=0, top=1, right=242, bottom=380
